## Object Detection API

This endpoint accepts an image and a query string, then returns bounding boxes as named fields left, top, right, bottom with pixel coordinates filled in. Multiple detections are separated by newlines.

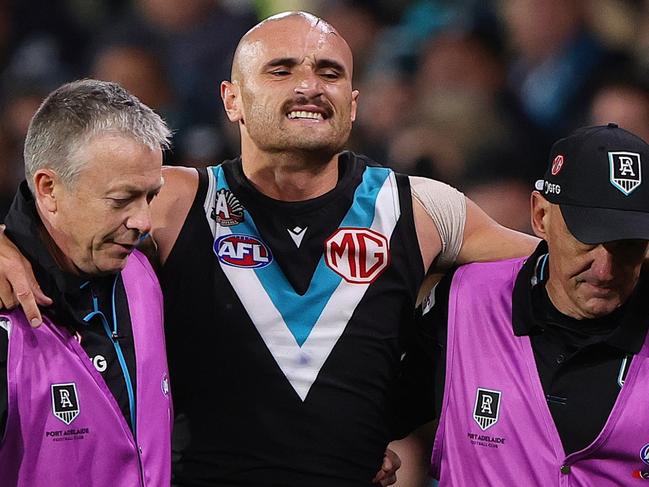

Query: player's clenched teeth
left=287, top=110, right=324, bottom=120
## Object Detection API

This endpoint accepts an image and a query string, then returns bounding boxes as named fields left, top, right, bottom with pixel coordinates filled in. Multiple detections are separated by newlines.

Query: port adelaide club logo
left=609, top=151, right=642, bottom=195
left=51, top=383, right=80, bottom=425
left=211, top=189, right=244, bottom=226
left=473, top=388, right=501, bottom=431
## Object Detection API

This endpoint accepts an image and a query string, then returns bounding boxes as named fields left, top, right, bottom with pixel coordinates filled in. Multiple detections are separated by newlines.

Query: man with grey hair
left=0, top=79, right=173, bottom=486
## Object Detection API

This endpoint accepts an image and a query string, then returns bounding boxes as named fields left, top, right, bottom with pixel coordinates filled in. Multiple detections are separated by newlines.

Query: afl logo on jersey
left=214, top=234, right=273, bottom=269
left=325, top=228, right=390, bottom=284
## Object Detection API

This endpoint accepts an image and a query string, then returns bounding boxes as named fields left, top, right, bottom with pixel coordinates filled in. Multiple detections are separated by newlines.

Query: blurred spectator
left=318, top=0, right=386, bottom=80
left=500, top=0, right=628, bottom=146
left=589, top=76, right=649, bottom=142
left=0, top=84, right=49, bottom=221
left=465, top=178, right=532, bottom=232
left=97, top=0, right=256, bottom=164
left=91, top=43, right=186, bottom=164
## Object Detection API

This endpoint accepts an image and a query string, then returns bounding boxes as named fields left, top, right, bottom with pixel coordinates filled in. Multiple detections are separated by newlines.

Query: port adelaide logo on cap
left=51, top=383, right=80, bottom=425
left=473, top=388, right=501, bottom=431
left=609, top=151, right=641, bottom=195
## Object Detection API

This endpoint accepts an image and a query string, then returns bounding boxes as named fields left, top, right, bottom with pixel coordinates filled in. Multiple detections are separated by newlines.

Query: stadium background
left=0, top=0, right=647, bottom=484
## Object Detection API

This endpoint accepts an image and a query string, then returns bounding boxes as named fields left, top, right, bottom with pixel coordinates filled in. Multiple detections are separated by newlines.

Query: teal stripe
left=212, top=165, right=392, bottom=346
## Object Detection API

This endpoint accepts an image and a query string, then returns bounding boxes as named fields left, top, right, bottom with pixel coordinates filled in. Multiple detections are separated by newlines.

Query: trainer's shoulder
left=454, top=257, right=526, bottom=287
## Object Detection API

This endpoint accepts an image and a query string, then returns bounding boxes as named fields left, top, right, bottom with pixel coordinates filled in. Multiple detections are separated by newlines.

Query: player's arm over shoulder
left=411, top=176, right=538, bottom=272
left=151, top=166, right=199, bottom=265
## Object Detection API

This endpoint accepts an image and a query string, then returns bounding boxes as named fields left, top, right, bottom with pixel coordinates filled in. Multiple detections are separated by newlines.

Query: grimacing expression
left=541, top=202, right=647, bottom=319
left=46, top=134, right=163, bottom=275
left=233, top=14, right=358, bottom=155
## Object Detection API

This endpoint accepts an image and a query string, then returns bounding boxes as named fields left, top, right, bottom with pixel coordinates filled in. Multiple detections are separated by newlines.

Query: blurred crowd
left=2, top=0, right=649, bottom=232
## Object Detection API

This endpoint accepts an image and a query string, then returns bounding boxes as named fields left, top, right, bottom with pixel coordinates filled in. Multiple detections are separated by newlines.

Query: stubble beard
left=245, top=102, right=351, bottom=158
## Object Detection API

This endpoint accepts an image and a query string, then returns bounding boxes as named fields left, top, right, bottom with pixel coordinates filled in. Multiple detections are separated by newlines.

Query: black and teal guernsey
left=162, top=151, right=424, bottom=487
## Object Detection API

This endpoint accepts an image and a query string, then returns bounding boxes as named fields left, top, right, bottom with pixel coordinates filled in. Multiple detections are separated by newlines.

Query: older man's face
left=541, top=203, right=647, bottom=319
left=47, top=134, right=163, bottom=275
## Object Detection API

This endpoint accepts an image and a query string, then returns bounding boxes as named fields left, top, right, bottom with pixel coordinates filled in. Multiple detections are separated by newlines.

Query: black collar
left=225, top=151, right=360, bottom=214
left=512, top=241, right=649, bottom=355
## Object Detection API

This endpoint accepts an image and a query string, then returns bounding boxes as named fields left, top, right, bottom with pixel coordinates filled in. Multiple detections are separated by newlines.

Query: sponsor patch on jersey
left=51, top=383, right=80, bottom=425
left=214, top=234, right=273, bottom=269
left=210, top=188, right=244, bottom=226
left=324, top=227, right=390, bottom=284
left=473, top=388, right=501, bottom=431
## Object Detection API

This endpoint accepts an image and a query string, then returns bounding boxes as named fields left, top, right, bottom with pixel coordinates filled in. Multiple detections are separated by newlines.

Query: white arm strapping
left=409, top=176, right=466, bottom=269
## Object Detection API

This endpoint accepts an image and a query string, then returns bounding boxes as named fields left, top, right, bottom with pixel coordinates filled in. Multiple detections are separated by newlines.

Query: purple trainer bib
left=0, top=251, right=172, bottom=486
left=432, top=258, right=649, bottom=486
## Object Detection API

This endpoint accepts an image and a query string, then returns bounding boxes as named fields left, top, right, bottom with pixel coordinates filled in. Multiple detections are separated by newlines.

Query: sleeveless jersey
left=432, top=258, right=649, bottom=486
left=0, top=250, right=172, bottom=487
left=162, top=152, right=423, bottom=486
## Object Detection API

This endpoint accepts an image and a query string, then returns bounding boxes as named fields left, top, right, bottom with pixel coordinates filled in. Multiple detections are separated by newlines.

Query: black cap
left=535, top=123, right=649, bottom=243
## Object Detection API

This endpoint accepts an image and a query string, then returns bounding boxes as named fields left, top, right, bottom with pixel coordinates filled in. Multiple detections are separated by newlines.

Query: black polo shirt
left=0, top=182, right=137, bottom=436
left=396, top=242, right=649, bottom=455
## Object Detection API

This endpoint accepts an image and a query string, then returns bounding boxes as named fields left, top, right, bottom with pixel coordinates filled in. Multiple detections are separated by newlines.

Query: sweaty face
left=50, top=134, right=163, bottom=275
left=544, top=205, right=648, bottom=319
left=235, top=15, right=358, bottom=156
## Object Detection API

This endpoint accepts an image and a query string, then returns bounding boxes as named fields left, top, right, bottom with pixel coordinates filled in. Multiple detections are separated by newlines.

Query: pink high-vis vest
left=432, top=258, right=649, bottom=486
left=0, top=251, right=172, bottom=487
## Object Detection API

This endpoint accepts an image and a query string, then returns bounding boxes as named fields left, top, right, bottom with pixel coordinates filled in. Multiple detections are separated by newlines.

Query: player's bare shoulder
left=153, top=166, right=200, bottom=264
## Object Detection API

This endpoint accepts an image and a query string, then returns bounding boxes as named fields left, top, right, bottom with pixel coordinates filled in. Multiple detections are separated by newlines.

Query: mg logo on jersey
left=609, top=151, right=642, bottom=195
left=51, top=383, right=80, bottom=425
left=473, top=388, right=501, bottom=431
left=215, top=234, right=273, bottom=269
left=325, top=227, right=390, bottom=284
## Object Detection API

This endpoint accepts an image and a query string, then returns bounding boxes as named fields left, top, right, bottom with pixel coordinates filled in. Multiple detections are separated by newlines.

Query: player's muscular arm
left=151, top=166, right=199, bottom=266
left=412, top=176, right=538, bottom=272
left=457, top=198, right=538, bottom=264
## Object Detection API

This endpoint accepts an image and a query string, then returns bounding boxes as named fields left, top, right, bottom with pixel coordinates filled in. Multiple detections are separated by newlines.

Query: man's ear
left=33, top=169, right=59, bottom=213
left=530, top=191, right=550, bottom=240
left=350, top=89, right=359, bottom=122
left=221, top=81, right=244, bottom=123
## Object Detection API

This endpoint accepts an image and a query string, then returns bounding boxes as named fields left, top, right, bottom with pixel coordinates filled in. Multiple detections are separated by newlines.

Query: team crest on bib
left=473, top=388, right=501, bottom=431
left=211, top=189, right=244, bottom=226
left=324, top=228, right=390, bottom=284
left=51, top=383, right=80, bottom=425
left=609, top=151, right=641, bottom=195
